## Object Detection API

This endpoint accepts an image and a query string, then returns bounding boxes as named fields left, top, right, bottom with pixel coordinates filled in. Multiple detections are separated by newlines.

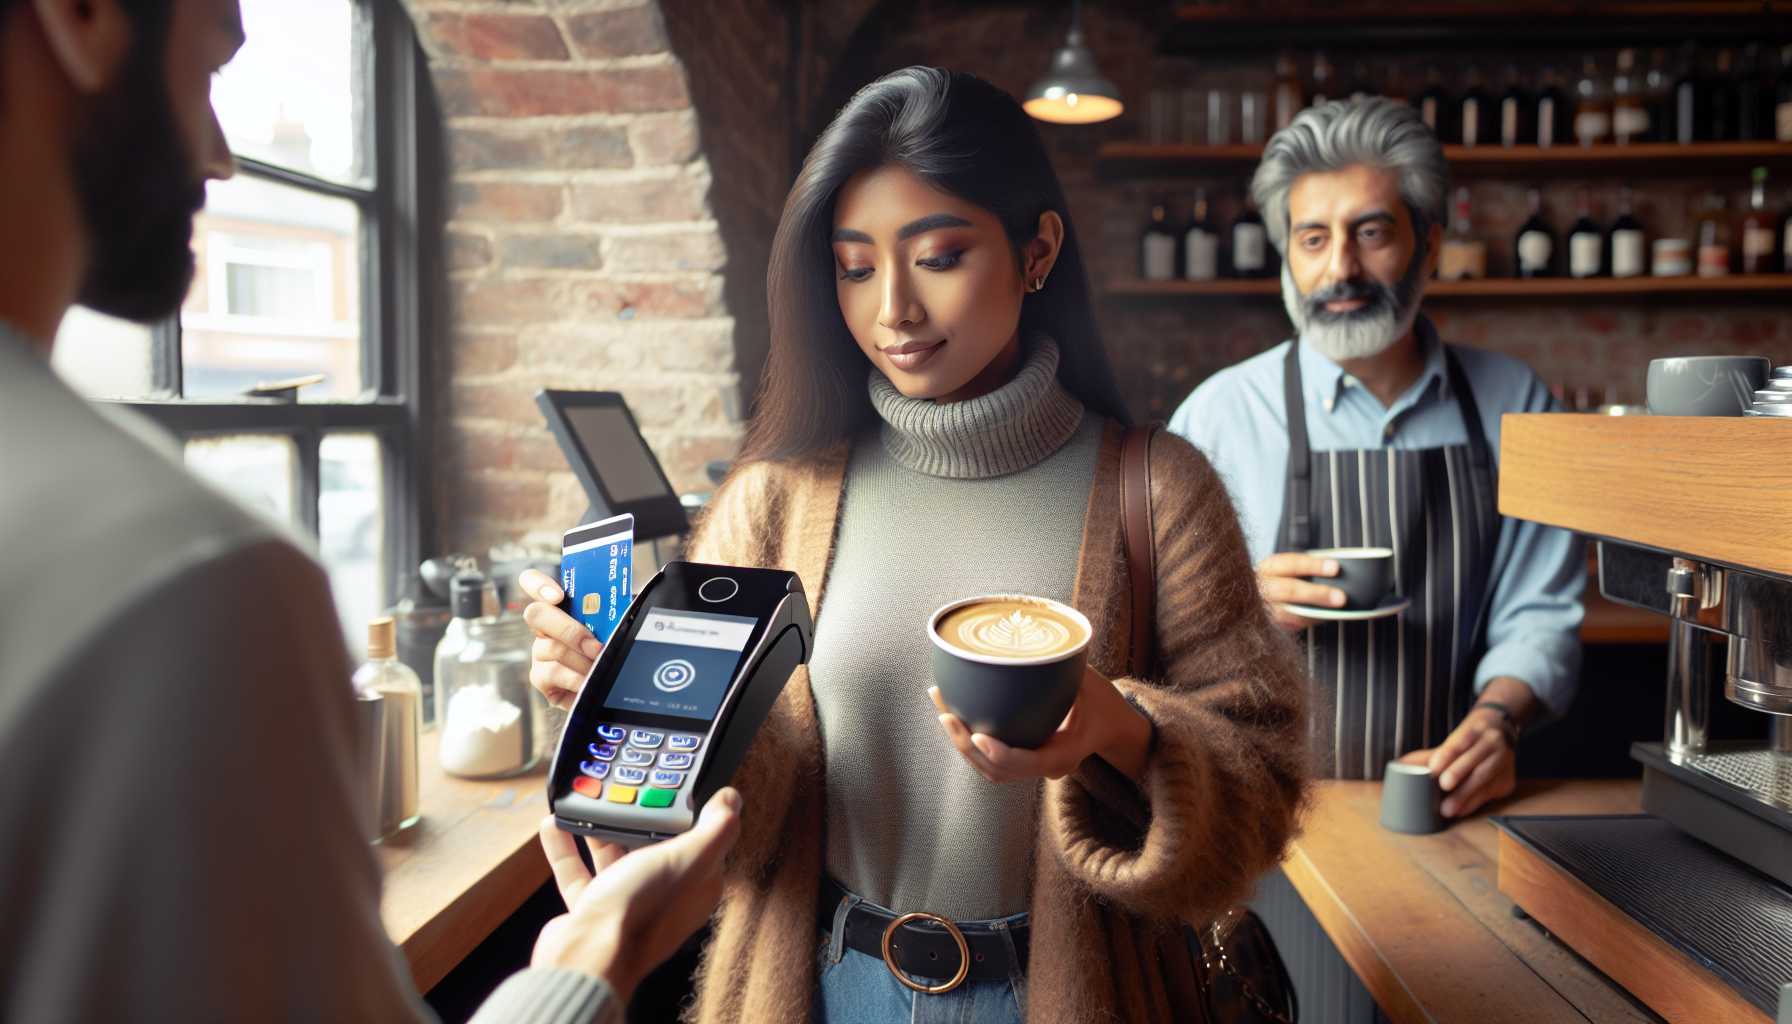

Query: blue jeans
left=815, top=917, right=1027, bottom=1024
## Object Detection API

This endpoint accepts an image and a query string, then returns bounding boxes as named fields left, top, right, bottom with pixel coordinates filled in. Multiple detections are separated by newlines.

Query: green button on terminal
left=639, top=788, right=677, bottom=809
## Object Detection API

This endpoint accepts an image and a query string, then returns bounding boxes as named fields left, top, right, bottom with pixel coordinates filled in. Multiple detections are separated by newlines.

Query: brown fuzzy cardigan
left=682, top=420, right=1310, bottom=1023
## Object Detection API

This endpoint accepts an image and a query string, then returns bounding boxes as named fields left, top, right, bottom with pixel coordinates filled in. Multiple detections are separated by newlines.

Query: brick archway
left=402, top=0, right=787, bottom=552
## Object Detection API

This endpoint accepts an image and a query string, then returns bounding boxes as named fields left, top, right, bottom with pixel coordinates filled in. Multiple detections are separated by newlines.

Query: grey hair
left=1251, top=97, right=1449, bottom=253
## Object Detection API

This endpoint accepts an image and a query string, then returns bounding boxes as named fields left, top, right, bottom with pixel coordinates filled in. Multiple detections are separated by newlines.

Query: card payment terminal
left=548, top=560, right=812, bottom=846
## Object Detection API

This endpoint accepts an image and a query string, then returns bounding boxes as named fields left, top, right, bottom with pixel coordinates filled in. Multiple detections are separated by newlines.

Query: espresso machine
left=1598, top=540, right=1792, bottom=886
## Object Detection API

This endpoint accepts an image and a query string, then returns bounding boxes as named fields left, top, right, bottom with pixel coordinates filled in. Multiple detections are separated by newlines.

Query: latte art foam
left=936, top=599, right=1088, bottom=660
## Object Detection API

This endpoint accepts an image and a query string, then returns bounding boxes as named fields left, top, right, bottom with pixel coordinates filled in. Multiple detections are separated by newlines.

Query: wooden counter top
left=377, top=728, right=552, bottom=993
left=1285, top=778, right=1652, bottom=1023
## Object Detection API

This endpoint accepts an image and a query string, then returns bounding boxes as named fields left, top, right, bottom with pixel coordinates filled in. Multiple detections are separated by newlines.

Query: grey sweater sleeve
left=468, top=969, right=621, bottom=1024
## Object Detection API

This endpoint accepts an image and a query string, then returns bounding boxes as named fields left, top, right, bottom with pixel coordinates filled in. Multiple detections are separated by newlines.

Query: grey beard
left=1281, top=251, right=1427, bottom=363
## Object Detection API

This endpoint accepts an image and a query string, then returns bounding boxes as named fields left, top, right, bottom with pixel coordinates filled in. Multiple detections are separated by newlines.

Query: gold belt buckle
left=880, top=911, right=970, bottom=995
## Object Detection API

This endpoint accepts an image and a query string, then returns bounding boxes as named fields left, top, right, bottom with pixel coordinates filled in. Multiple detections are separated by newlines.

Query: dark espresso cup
left=1305, top=546, right=1394, bottom=610
left=1380, top=760, right=1445, bottom=834
left=929, top=594, right=1092, bottom=749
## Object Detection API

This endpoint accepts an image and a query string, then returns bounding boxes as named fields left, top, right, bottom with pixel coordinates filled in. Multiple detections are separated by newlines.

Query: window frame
left=112, top=0, right=435, bottom=615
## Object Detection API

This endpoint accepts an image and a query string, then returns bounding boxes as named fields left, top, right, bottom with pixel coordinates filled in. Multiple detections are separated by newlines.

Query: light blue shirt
left=1168, top=325, right=1585, bottom=719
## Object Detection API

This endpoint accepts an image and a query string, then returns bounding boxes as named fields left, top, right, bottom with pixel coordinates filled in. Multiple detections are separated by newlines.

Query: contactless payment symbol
left=652, top=659, right=697, bottom=693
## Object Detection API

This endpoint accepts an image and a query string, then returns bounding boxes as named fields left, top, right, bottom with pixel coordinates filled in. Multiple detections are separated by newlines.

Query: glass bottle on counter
left=1183, top=188, right=1219, bottom=282
left=1514, top=188, right=1557, bottom=278
left=1778, top=44, right=1792, bottom=143
left=353, top=616, right=421, bottom=840
left=1567, top=189, right=1604, bottom=278
left=1612, top=48, right=1649, bottom=144
left=1273, top=51, right=1303, bottom=131
left=391, top=576, right=450, bottom=726
left=1229, top=197, right=1270, bottom=278
left=1140, top=198, right=1178, bottom=282
left=1695, top=193, right=1732, bottom=277
left=1609, top=187, right=1647, bottom=279
left=433, top=571, right=486, bottom=727
left=1459, top=65, right=1495, bottom=147
left=438, top=601, right=542, bottom=779
left=1673, top=43, right=1702, bottom=144
left=1741, top=167, right=1778, bottom=275
left=1535, top=66, right=1568, bottom=148
left=1418, top=66, right=1454, bottom=142
left=1498, top=65, right=1532, bottom=147
left=1573, top=55, right=1610, bottom=146
left=1437, top=186, right=1486, bottom=280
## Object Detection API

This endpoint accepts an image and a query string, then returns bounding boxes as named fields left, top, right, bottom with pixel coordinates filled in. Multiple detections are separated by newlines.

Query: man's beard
left=1281, top=239, right=1427, bottom=362
left=70, top=26, right=207, bottom=323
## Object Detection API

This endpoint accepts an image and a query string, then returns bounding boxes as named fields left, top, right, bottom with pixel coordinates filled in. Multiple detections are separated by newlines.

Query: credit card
left=561, top=512, right=634, bottom=643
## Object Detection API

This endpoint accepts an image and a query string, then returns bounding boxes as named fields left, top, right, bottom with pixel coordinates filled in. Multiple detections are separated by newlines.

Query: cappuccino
left=934, top=597, right=1089, bottom=661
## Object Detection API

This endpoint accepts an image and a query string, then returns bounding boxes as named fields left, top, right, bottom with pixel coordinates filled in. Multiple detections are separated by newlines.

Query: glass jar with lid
left=437, top=607, right=542, bottom=778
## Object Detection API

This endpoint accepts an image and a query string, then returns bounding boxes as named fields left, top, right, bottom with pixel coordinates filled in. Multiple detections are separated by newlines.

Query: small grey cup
left=1380, top=760, right=1445, bottom=834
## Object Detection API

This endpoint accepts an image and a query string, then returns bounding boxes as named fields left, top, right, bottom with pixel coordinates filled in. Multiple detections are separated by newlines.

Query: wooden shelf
left=1499, top=414, right=1792, bottom=579
left=1106, top=275, right=1792, bottom=300
left=1097, top=142, right=1792, bottom=179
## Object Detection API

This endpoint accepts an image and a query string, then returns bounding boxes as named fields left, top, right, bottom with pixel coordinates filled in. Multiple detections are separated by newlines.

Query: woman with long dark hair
left=521, top=67, right=1308, bottom=1023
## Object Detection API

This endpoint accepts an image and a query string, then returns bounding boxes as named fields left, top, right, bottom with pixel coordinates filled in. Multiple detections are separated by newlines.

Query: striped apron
left=1253, top=340, right=1502, bottom=1024
left=1278, top=339, right=1499, bottom=779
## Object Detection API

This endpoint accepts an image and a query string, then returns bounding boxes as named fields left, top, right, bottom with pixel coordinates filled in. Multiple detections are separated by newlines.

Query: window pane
left=213, top=0, right=366, bottom=185
left=183, top=435, right=299, bottom=527
left=182, top=175, right=363, bottom=401
left=319, top=433, right=386, bottom=639
left=50, top=306, right=156, bottom=399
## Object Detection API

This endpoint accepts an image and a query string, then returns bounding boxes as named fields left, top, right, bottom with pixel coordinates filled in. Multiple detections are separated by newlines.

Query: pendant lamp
left=1023, top=0, right=1123, bottom=125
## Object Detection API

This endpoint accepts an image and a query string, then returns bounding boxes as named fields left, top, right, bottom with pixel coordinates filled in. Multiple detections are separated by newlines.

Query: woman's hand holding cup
left=518, top=567, right=603, bottom=710
left=931, top=665, right=1145, bottom=782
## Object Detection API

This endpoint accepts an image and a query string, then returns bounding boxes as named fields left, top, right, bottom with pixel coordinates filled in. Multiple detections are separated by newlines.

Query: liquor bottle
left=1567, top=189, right=1604, bottom=278
left=1273, top=51, right=1303, bottom=131
left=1609, top=187, right=1647, bottom=278
left=1644, top=48, right=1674, bottom=142
left=1695, top=193, right=1731, bottom=277
left=1499, top=65, right=1533, bottom=147
left=1741, top=167, right=1778, bottom=274
left=1514, top=188, right=1557, bottom=278
left=1230, top=197, right=1270, bottom=278
left=1140, top=198, right=1178, bottom=282
left=1183, top=188, right=1220, bottom=282
left=1776, top=43, right=1792, bottom=143
left=1418, top=66, right=1455, bottom=142
left=1573, top=55, right=1611, bottom=146
left=1672, top=43, right=1702, bottom=144
left=1460, top=66, right=1496, bottom=147
left=1708, top=49, right=1739, bottom=141
left=1736, top=43, right=1769, bottom=141
left=1612, top=48, right=1649, bottom=144
left=1536, top=66, right=1568, bottom=148
left=1310, top=51, right=1334, bottom=106
left=1437, top=186, right=1487, bottom=280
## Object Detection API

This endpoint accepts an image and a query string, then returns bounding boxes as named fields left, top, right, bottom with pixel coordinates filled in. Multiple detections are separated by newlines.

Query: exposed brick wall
left=404, top=0, right=789, bottom=553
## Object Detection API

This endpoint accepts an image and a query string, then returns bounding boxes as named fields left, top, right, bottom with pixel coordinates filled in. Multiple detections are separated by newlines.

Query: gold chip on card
left=583, top=593, right=601, bottom=615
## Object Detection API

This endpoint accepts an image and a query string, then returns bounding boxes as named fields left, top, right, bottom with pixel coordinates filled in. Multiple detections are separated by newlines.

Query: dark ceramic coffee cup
left=1380, top=760, right=1445, bottom=834
left=1305, top=546, right=1394, bottom=610
left=928, top=594, right=1092, bottom=749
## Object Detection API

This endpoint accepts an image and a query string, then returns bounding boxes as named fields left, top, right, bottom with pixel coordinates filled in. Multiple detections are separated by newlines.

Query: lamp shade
left=1023, top=27, right=1123, bottom=125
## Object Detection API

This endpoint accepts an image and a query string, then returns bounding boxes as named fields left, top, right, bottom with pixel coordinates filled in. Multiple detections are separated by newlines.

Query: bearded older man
left=1169, top=95, right=1587, bottom=1022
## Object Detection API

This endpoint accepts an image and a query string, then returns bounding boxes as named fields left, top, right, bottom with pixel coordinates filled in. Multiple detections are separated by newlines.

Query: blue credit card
left=561, top=512, right=634, bottom=643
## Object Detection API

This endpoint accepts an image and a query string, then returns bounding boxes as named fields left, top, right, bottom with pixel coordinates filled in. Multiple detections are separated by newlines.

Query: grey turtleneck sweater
left=810, top=338, right=1102, bottom=920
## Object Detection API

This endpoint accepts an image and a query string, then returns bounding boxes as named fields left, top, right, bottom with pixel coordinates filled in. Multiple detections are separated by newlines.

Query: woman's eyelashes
left=835, top=247, right=967, bottom=282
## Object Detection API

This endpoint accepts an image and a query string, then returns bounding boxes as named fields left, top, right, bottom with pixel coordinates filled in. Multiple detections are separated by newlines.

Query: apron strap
left=1441, top=345, right=1493, bottom=471
left=1281, top=343, right=1313, bottom=552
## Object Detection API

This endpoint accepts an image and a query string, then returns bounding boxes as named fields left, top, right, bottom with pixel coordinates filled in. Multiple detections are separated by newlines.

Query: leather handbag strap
left=1120, top=425, right=1157, bottom=679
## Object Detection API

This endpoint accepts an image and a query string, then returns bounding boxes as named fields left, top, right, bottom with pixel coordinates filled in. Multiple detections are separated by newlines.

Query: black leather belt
left=819, top=876, right=1029, bottom=994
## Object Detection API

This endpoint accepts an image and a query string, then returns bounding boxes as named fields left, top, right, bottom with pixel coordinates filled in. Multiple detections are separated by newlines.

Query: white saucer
left=1283, top=596, right=1412, bottom=622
